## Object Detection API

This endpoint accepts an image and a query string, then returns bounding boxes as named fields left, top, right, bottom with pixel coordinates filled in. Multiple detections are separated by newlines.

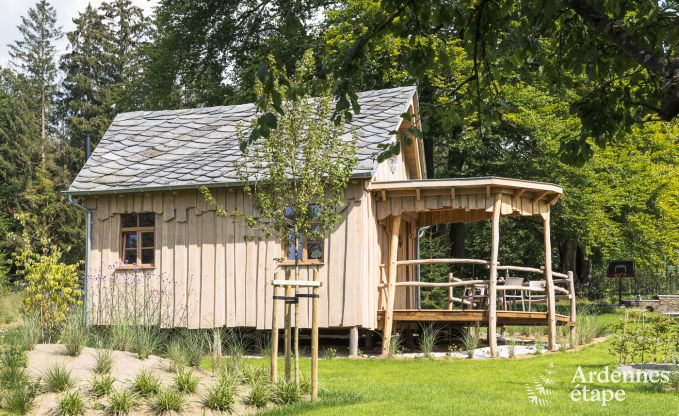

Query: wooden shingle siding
left=85, top=182, right=388, bottom=330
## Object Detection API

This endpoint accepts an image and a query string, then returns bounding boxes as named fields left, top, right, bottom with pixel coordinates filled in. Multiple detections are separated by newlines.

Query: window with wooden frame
left=120, top=213, right=155, bottom=267
left=283, top=206, right=324, bottom=264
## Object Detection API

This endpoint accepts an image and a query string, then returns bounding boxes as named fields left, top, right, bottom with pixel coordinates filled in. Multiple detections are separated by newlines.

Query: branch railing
left=378, top=258, right=576, bottom=325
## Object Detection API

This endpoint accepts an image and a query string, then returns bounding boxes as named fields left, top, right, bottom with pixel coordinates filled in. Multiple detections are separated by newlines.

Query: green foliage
left=0, top=291, right=23, bottom=326
left=43, top=363, right=74, bottom=392
left=55, top=390, right=86, bottom=416
left=6, top=316, right=41, bottom=351
left=131, top=326, right=161, bottom=360
left=165, top=339, right=188, bottom=372
left=275, top=379, right=304, bottom=404
left=94, top=348, right=113, bottom=375
left=419, top=324, right=443, bottom=357
left=90, top=374, right=115, bottom=398
left=107, top=389, right=137, bottom=415
left=609, top=310, right=679, bottom=364
left=132, top=369, right=161, bottom=398
left=248, top=380, right=273, bottom=407
left=174, top=368, right=199, bottom=393
left=16, top=237, right=82, bottom=339
left=150, top=388, right=185, bottom=415
left=0, top=379, right=39, bottom=415
left=61, top=310, right=89, bottom=356
left=458, top=328, right=481, bottom=359
left=322, top=347, right=337, bottom=360
left=203, top=379, right=236, bottom=412
left=111, top=322, right=135, bottom=351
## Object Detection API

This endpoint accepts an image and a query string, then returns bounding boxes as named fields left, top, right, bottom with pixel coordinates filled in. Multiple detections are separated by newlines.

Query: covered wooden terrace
left=369, top=177, right=577, bottom=357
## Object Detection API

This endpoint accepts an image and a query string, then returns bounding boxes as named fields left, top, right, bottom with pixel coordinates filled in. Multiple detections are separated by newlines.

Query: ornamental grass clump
left=94, top=348, right=113, bottom=375
left=108, top=389, right=137, bottom=415
left=61, top=310, right=89, bottom=356
left=43, top=363, right=74, bottom=392
left=247, top=380, right=273, bottom=407
left=203, top=379, right=236, bottom=412
left=132, top=369, right=161, bottom=398
left=90, top=374, right=115, bottom=398
left=459, top=327, right=480, bottom=359
left=55, top=390, right=86, bottom=416
left=175, top=368, right=199, bottom=393
left=419, top=324, right=442, bottom=357
left=151, top=388, right=185, bottom=415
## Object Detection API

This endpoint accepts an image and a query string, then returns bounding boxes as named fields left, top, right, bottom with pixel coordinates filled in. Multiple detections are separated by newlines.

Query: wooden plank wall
left=85, top=182, right=388, bottom=330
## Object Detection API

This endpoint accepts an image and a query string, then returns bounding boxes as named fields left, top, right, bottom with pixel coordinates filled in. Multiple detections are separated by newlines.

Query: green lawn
left=254, top=338, right=677, bottom=415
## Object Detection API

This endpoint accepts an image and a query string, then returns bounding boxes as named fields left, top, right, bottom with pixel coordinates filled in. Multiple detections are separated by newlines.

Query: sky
left=0, top=0, right=159, bottom=66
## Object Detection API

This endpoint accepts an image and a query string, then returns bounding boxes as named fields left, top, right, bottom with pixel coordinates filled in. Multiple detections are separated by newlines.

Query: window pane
left=141, top=232, right=154, bottom=248
left=141, top=249, right=154, bottom=265
left=124, top=232, right=137, bottom=248
left=121, top=214, right=137, bottom=228
left=284, top=207, right=295, bottom=222
left=124, top=249, right=137, bottom=264
left=139, top=213, right=155, bottom=227
left=286, top=228, right=303, bottom=261
left=307, top=240, right=323, bottom=260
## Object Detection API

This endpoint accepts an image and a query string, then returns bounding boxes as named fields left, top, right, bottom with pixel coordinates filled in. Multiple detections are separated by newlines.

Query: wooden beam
left=395, top=258, right=490, bottom=266
left=542, top=211, right=557, bottom=351
left=416, top=188, right=421, bottom=201
left=349, top=327, right=359, bottom=357
left=568, top=270, right=577, bottom=348
left=533, top=190, right=550, bottom=202
left=272, top=280, right=322, bottom=287
left=381, top=190, right=387, bottom=202
left=512, top=189, right=526, bottom=211
left=488, top=193, right=502, bottom=358
left=311, top=269, right=319, bottom=400
left=451, top=187, right=456, bottom=201
left=270, top=273, right=280, bottom=384
left=548, top=194, right=561, bottom=205
left=381, top=215, right=402, bottom=355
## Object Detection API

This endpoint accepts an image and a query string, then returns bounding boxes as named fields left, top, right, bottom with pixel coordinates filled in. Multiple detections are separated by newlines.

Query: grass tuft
left=203, top=379, right=236, bottom=412
left=94, top=348, right=113, bottom=375
left=151, top=388, right=185, bottom=415
left=55, top=389, right=86, bottom=416
left=108, top=389, right=137, bottom=415
left=90, top=374, right=115, bottom=398
left=174, top=368, right=199, bottom=393
left=458, top=327, right=480, bottom=359
left=43, top=363, right=74, bottom=392
left=248, top=380, right=273, bottom=407
left=132, top=369, right=161, bottom=398
left=132, top=326, right=160, bottom=360
left=419, top=324, right=442, bottom=357
left=61, top=311, right=89, bottom=356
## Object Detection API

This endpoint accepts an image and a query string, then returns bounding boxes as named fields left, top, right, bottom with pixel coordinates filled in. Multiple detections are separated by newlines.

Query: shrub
left=165, top=339, right=188, bottom=372
left=0, top=291, right=22, bottom=326
left=108, top=389, right=136, bottom=415
left=322, top=347, right=337, bottom=360
left=61, top=311, right=89, bottom=356
left=507, top=339, right=518, bottom=359
left=151, top=388, right=185, bottom=415
left=0, top=343, right=29, bottom=388
left=90, top=374, right=115, bottom=398
left=17, top=243, right=82, bottom=340
left=132, top=369, right=161, bottom=398
left=388, top=332, right=404, bottom=355
left=43, top=363, right=74, bottom=392
left=111, top=322, right=134, bottom=352
left=55, top=390, right=85, bottom=416
left=577, top=313, right=606, bottom=345
left=275, top=380, right=303, bottom=404
left=10, top=316, right=42, bottom=351
left=94, top=348, right=113, bottom=375
left=665, top=370, right=679, bottom=393
left=459, top=328, right=480, bottom=359
left=0, top=379, right=39, bottom=415
left=419, top=324, right=442, bottom=357
left=132, top=326, right=160, bottom=360
left=203, top=379, right=236, bottom=412
left=247, top=380, right=272, bottom=407
left=175, top=368, right=199, bottom=393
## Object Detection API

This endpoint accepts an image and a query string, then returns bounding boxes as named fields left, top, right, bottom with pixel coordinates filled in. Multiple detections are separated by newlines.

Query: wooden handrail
left=394, top=280, right=487, bottom=288
left=496, top=265, right=543, bottom=274
left=395, top=258, right=490, bottom=266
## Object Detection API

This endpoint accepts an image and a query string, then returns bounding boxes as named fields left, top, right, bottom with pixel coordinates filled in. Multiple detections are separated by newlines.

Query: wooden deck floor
left=377, top=309, right=571, bottom=327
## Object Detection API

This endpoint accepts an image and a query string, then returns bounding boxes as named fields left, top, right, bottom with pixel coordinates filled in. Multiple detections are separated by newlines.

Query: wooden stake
left=382, top=215, right=402, bottom=355
left=542, top=211, right=557, bottom=351
left=271, top=280, right=279, bottom=384
left=488, top=193, right=501, bottom=358
left=311, top=269, right=319, bottom=401
left=294, top=285, right=300, bottom=386
left=284, top=270, right=292, bottom=382
left=568, top=270, right=577, bottom=347
left=212, top=328, right=222, bottom=376
left=448, top=273, right=454, bottom=311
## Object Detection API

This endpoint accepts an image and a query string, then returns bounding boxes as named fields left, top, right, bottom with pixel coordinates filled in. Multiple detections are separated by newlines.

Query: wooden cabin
left=67, top=86, right=576, bottom=356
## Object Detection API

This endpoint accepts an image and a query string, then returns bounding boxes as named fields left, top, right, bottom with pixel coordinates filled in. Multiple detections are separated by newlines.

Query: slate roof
left=66, top=86, right=417, bottom=195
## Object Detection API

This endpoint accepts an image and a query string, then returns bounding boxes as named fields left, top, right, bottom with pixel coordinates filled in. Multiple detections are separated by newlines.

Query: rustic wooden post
left=212, top=328, right=222, bottom=376
left=311, top=269, right=320, bottom=401
left=382, top=215, right=402, bottom=355
left=542, top=211, right=557, bottom=351
left=293, top=285, right=300, bottom=386
left=568, top=270, right=577, bottom=347
left=270, top=277, right=280, bottom=384
left=488, top=193, right=502, bottom=358
left=284, top=270, right=292, bottom=382
left=448, top=272, right=454, bottom=311
left=349, top=326, right=359, bottom=357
